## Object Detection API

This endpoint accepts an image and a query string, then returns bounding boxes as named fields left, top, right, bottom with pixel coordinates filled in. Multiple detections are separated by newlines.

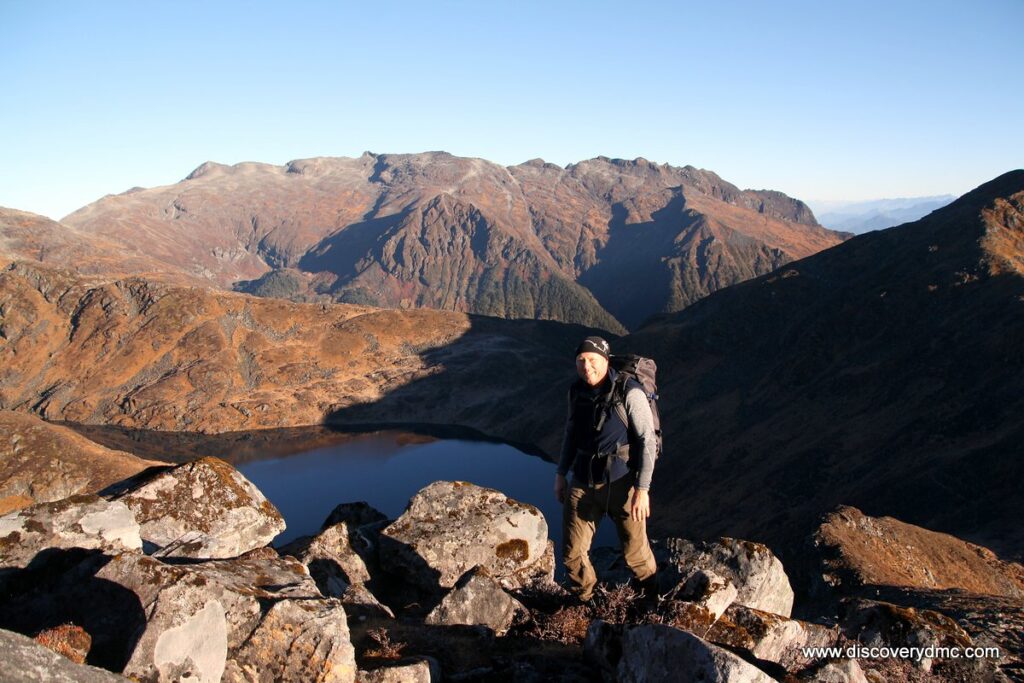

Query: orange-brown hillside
left=52, top=152, right=848, bottom=331
left=0, top=260, right=576, bottom=447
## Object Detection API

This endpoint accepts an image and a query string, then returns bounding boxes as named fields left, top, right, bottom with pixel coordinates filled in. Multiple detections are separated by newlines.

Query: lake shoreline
left=59, top=420, right=553, bottom=465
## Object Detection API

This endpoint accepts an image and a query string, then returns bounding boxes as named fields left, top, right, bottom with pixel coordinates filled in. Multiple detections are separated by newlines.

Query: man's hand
left=554, top=473, right=567, bottom=504
left=630, top=489, right=651, bottom=522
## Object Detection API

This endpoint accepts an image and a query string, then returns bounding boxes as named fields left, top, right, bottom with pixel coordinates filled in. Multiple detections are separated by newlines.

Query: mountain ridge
left=625, top=169, right=1024, bottom=559
left=49, top=151, right=848, bottom=331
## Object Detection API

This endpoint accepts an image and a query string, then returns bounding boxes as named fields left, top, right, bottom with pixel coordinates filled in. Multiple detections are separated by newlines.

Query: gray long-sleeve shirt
left=557, top=383, right=658, bottom=490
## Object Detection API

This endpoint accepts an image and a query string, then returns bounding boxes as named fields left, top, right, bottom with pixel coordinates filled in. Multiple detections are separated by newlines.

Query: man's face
left=576, top=352, right=609, bottom=387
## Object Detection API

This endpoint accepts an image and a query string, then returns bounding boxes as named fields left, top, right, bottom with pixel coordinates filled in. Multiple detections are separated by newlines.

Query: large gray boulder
left=659, top=537, right=795, bottom=617
left=708, top=604, right=837, bottom=669
left=797, top=659, right=869, bottom=683
left=222, top=598, right=356, bottom=683
left=425, top=566, right=528, bottom=634
left=359, top=657, right=440, bottom=683
left=840, top=598, right=972, bottom=673
left=618, top=624, right=777, bottom=682
left=0, top=494, right=141, bottom=570
left=680, top=569, right=738, bottom=624
left=113, top=456, right=284, bottom=559
left=128, top=592, right=228, bottom=683
left=88, top=549, right=354, bottom=682
left=0, top=627, right=130, bottom=682
left=380, top=481, right=550, bottom=591
left=280, top=504, right=395, bottom=619
left=280, top=523, right=371, bottom=594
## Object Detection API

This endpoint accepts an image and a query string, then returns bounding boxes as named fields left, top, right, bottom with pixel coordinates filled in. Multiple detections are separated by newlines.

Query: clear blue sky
left=2, top=0, right=1021, bottom=220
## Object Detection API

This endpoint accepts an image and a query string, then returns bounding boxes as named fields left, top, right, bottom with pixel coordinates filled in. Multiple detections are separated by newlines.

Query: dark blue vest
left=569, top=368, right=637, bottom=484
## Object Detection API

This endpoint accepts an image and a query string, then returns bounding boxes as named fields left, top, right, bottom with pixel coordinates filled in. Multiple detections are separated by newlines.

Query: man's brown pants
left=562, top=476, right=657, bottom=601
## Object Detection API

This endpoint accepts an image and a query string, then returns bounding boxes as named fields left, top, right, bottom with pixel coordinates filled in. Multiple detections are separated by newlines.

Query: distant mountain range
left=808, top=195, right=956, bottom=234
left=1, top=152, right=849, bottom=332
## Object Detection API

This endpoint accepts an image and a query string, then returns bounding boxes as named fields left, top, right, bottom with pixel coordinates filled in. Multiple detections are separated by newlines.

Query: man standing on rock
left=554, top=336, right=658, bottom=603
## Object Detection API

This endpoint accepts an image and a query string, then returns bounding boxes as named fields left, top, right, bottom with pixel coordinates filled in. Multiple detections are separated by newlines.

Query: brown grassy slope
left=814, top=505, right=1024, bottom=598
left=0, top=410, right=162, bottom=514
left=0, top=260, right=582, bottom=451
left=0, top=207, right=200, bottom=286
left=621, top=170, right=1024, bottom=561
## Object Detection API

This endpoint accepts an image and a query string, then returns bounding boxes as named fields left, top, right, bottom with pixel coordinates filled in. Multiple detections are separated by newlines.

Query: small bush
left=364, top=627, right=406, bottom=660
left=34, top=624, right=91, bottom=664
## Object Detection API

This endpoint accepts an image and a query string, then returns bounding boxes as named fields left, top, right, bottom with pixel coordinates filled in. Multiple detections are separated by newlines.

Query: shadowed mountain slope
left=511, top=156, right=845, bottom=328
left=620, top=170, right=1024, bottom=560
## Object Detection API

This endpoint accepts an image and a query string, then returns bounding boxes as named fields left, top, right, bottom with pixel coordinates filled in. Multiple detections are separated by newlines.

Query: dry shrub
left=592, top=582, right=640, bottom=624
left=529, top=605, right=592, bottom=645
left=34, top=624, right=91, bottom=664
left=364, top=627, right=406, bottom=660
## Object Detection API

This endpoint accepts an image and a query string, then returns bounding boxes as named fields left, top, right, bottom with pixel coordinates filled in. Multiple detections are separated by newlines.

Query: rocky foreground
left=1, top=437, right=1021, bottom=682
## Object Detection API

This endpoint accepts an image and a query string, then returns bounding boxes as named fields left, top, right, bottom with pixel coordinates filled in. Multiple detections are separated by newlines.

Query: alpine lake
left=68, top=424, right=621, bottom=555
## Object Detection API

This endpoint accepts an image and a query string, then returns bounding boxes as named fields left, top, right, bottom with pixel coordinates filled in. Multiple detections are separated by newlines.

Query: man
left=554, top=336, right=658, bottom=603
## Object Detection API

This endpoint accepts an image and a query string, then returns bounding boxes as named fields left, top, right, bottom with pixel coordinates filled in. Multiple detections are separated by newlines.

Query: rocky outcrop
left=112, top=456, right=284, bottom=559
left=796, top=659, right=868, bottom=683
left=380, top=481, right=550, bottom=592
left=804, top=507, right=1024, bottom=677
left=679, top=569, right=739, bottom=623
left=659, top=537, right=795, bottom=617
left=707, top=605, right=837, bottom=669
left=280, top=522, right=371, bottom=593
left=2, top=455, right=1022, bottom=681
left=278, top=504, right=395, bottom=619
left=0, top=628, right=130, bottom=682
left=222, top=599, right=357, bottom=683
left=587, top=622, right=777, bottom=682
left=0, top=495, right=140, bottom=571
left=424, top=566, right=528, bottom=634
left=840, top=597, right=1011, bottom=680
left=88, top=549, right=353, bottom=682
left=358, top=658, right=440, bottom=683
left=0, top=411, right=161, bottom=515
left=812, top=505, right=1024, bottom=599
left=840, top=599, right=972, bottom=667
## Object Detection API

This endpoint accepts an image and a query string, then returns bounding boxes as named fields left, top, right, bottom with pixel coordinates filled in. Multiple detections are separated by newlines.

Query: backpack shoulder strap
left=609, top=373, right=632, bottom=427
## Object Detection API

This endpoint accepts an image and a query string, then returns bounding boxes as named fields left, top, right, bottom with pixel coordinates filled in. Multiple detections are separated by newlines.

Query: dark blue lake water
left=234, top=432, right=619, bottom=552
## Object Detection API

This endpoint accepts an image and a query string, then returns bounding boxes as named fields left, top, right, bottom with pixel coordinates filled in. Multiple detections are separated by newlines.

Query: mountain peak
left=939, top=169, right=1024, bottom=215
left=185, top=161, right=229, bottom=181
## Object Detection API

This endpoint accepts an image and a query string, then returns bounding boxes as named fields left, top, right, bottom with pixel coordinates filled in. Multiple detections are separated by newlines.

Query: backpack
left=606, top=354, right=663, bottom=460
